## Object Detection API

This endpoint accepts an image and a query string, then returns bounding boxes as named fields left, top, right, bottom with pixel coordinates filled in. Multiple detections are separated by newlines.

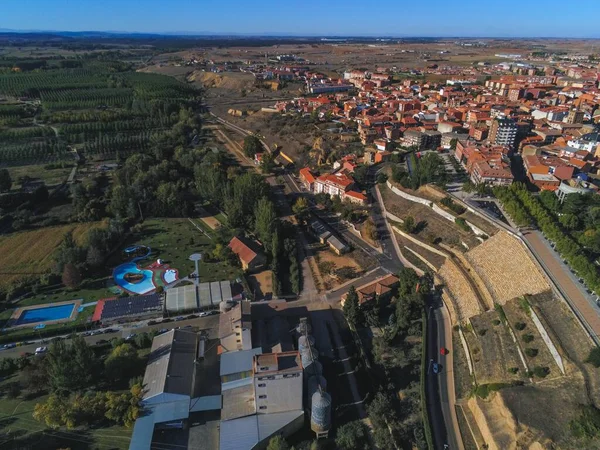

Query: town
left=0, top=20, right=600, bottom=450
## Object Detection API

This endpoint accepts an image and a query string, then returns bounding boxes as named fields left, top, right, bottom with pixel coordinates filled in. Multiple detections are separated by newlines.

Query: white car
left=35, top=346, right=48, bottom=355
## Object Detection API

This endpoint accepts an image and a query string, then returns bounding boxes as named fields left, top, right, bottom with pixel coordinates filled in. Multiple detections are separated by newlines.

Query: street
left=0, top=315, right=221, bottom=357
left=427, top=302, right=464, bottom=450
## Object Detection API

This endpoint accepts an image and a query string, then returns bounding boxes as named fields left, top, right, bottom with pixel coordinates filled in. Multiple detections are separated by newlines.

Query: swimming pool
left=113, top=262, right=156, bottom=295
left=16, top=303, right=76, bottom=325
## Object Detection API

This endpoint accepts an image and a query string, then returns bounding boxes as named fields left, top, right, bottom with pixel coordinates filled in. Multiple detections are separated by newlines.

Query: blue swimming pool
left=16, top=303, right=76, bottom=325
left=113, top=262, right=156, bottom=295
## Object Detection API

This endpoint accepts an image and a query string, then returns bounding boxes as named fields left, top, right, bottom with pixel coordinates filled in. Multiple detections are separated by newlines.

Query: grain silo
left=310, top=390, right=332, bottom=439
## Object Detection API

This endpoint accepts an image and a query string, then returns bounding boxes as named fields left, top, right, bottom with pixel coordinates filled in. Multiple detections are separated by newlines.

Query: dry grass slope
left=439, top=259, right=482, bottom=321
left=466, top=231, right=549, bottom=305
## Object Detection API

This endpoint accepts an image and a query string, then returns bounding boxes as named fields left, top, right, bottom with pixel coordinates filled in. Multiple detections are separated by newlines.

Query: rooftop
left=142, top=329, right=198, bottom=402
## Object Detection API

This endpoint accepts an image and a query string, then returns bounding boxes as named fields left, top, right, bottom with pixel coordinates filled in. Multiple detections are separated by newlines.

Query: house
left=341, top=274, right=400, bottom=305
left=299, top=167, right=316, bottom=192
left=228, top=236, right=267, bottom=272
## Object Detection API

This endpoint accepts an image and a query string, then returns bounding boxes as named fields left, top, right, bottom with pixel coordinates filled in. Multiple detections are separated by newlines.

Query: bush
left=508, top=367, right=519, bottom=375
left=515, top=322, right=526, bottom=331
left=478, top=328, right=487, bottom=336
left=454, top=217, right=470, bottom=232
left=533, top=366, right=550, bottom=378
left=441, top=197, right=466, bottom=215
left=586, top=347, right=600, bottom=368
left=522, top=334, right=534, bottom=343
left=492, top=319, right=501, bottom=326
left=525, top=348, right=539, bottom=358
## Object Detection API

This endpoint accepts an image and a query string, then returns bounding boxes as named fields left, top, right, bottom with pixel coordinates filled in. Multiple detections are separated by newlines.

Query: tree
left=0, top=168, right=12, bottom=192
left=364, top=217, right=378, bottom=241
left=243, top=135, right=262, bottom=158
left=266, top=435, right=290, bottom=450
left=343, top=286, right=362, bottom=329
left=292, top=197, right=309, bottom=218
left=62, top=263, right=82, bottom=289
left=335, top=420, right=371, bottom=450
left=46, top=337, right=96, bottom=394
left=255, top=197, right=278, bottom=248
left=402, top=216, right=416, bottom=233
left=105, top=343, right=140, bottom=383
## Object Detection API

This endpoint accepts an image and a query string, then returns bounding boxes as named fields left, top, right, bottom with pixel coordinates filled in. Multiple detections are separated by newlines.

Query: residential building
left=299, top=167, right=316, bottom=192
left=556, top=179, right=598, bottom=202
left=342, top=274, right=400, bottom=305
left=566, top=108, right=585, bottom=124
left=228, top=236, right=267, bottom=272
left=489, top=118, right=518, bottom=148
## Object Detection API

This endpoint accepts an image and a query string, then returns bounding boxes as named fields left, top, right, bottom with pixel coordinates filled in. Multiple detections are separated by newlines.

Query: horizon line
left=1, top=28, right=599, bottom=40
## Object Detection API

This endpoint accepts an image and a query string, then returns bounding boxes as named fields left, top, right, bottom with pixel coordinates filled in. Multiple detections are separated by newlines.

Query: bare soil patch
left=247, top=269, right=274, bottom=300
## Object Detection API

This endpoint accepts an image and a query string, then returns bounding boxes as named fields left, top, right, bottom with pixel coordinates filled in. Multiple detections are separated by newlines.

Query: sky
left=2, top=0, right=600, bottom=38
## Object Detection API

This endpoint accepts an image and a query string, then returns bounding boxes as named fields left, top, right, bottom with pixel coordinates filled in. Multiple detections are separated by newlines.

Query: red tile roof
left=228, top=237, right=258, bottom=266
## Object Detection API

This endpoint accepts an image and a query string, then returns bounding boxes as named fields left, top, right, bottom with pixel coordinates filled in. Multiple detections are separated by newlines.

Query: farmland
left=0, top=221, right=105, bottom=291
left=0, top=66, right=201, bottom=165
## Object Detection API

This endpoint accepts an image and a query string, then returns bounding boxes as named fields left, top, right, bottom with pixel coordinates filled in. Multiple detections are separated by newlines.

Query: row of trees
left=495, top=183, right=600, bottom=292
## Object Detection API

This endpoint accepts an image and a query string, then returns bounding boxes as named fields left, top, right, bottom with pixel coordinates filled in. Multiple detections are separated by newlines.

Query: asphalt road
left=523, top=229, right=600, bottom=340
left=0, top=315, right=221, bottom=357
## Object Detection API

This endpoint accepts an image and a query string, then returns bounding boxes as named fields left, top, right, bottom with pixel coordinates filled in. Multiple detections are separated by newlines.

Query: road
left=427, top=301, right=464, bottom=450
left=0, top=315, right=221, bottom=357
left=523, top=229, right=600, bottom=341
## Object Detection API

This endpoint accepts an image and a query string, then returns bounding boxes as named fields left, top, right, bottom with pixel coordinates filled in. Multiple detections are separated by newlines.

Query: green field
left=8, top=163, right=73, bottom=188
left=118, top=218, right=240, bottom=283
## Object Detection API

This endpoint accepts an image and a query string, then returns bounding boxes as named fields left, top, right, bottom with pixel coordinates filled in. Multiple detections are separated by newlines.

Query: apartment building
left=489, top=117, right=518, bottom=148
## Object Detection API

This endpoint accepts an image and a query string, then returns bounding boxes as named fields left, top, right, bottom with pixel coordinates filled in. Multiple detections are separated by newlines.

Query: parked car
left=186, top=314, right=198, bottom=320
left=161, top=318, right=173, bottom=323
left=157, top=329, right=168, bottom=335
left=125, top=334, right=137, bottom=341
left=35, top=347, right=48, bottom=355
left=95, top=340, right=108, bottom=346
left=103, top=328, right=116, bottom=334
left=175, top=316, right=185, bottom=322
left=432, top=362, right=440, bottom=374
left=440, top=347, right=449, bottom=356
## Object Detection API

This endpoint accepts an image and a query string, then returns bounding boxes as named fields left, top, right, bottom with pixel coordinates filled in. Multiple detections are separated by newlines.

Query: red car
left=440, top=347, right=449, bottom=356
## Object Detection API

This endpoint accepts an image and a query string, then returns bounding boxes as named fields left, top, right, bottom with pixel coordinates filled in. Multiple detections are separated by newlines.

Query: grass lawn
left=0, top=370, right=132, bottom=449
left=8, top=163, right=74, bottom=188
left=116, top=218, right=241, bottom=283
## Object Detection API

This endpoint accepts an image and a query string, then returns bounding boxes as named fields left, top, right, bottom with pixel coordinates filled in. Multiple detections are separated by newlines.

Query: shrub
left=508, top=367, right=519, bottom=375
left=533, top=366, right=550, bottom=378
left=455, top=217, right=470, bottom=232
left=494, top=304, right=507, bottom=324
left=515, top=322, right=526, bottom=331
left=586, top=347, right=600, bottom=368
left=525, top=348, right=539, bottom=358
left=492, top=319, right=501, bottom=326
left=478, top=328, right=487, bottom=336
left=523, top=334, right=534, bottom=343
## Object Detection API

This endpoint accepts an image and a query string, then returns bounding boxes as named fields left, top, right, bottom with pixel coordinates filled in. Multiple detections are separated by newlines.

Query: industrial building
left=165, top=280, right=236, bottom=313
left=129, top=329, right=222, bottom=450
